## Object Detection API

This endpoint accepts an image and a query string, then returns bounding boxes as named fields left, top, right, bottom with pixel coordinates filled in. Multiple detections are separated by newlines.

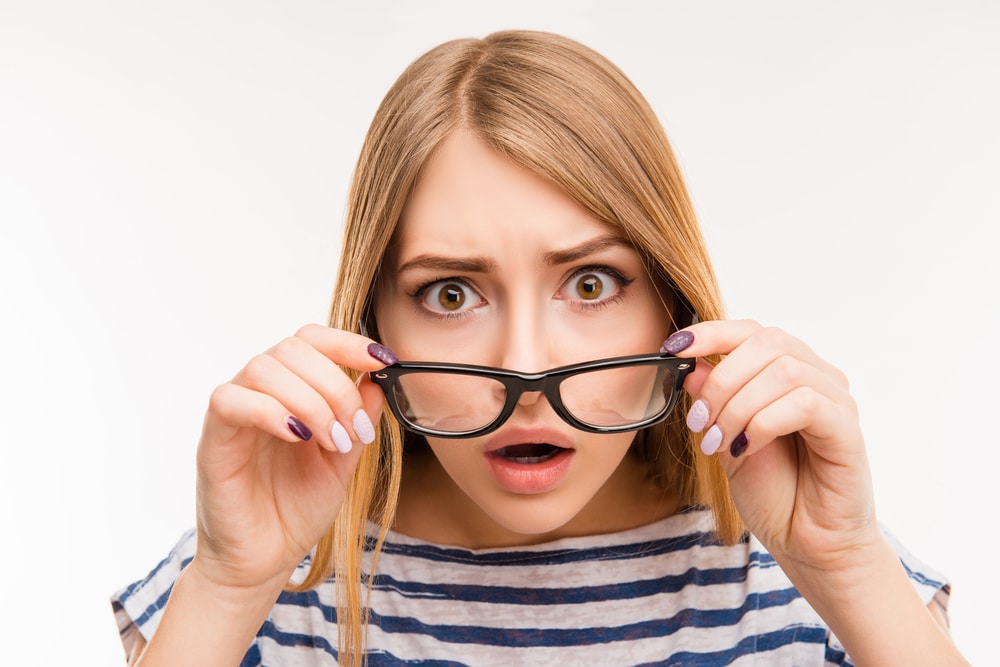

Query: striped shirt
left=112, top=507, right=949, bottom=665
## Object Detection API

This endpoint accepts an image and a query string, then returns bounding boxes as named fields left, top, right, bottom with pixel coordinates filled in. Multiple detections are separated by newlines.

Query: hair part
left=303, top=30, right=741, bottom=665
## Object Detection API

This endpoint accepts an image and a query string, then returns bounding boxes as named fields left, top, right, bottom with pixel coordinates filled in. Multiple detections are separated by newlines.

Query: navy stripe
left=127, top=555, right=193, bottom=628
left=117, top=529, right=196, bottom=601
left=366, top=651, right=468, bottom=667
left=368, top=587, right=803, bottom=647
left=375, top=529, right=731, bottom=567
left=256, top=617, right=338, bottom=660
left=370, top=558, right=768, bottom=606
left=635, top=625, right=829, bottom=666
left=900, top=558, right=946, bottom=591
left=824, top=641, right=851, bottom=666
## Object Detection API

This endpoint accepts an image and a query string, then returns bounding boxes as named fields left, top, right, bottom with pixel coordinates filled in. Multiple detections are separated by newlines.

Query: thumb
left=681, top=358, right=714, bottom=398
left=357, top=372, right=388, bottom=434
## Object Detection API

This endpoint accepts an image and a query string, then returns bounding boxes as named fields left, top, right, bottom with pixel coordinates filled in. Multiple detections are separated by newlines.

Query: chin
left=476, top=491, right=594, bottom=539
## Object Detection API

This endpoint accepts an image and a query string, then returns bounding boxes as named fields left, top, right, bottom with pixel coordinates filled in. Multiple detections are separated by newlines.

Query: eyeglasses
left=369, top=353, right=695, bottom=439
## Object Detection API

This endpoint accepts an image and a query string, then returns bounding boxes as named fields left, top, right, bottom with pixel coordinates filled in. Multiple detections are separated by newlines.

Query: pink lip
left=482, top=427, right=576, bottom=495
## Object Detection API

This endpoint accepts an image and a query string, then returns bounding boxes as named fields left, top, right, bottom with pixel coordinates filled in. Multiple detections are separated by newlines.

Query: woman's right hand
left=191, top=324, right=395, bottom=591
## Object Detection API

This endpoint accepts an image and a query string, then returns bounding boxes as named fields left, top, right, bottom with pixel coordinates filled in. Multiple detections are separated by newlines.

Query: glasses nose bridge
left=508, top=370, right=561, bottom=407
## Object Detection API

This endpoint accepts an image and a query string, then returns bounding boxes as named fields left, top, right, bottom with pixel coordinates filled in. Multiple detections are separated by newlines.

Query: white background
left=1, top=1, right=997, bottom=664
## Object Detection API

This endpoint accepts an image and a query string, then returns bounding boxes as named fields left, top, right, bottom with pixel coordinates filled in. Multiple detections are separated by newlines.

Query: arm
left=125, top=326, right=391, bottom=665
left=666, top=321, right=968, bottom=666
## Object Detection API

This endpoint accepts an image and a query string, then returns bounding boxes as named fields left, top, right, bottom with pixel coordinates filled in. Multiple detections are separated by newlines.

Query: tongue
left=497, top=443, right=561, bottom=464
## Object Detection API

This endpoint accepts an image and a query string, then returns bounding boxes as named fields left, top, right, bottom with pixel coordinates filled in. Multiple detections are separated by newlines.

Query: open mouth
left=493, top=443, right=566, bottom=464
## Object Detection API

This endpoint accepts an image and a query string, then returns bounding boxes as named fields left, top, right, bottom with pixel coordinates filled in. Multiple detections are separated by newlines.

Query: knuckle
left=207, top=383, right=231, bottom=413
left=793, top=387, right=821, bottom=418
left=758, top=325, right=787, bottom=345
left=773, top=354, right=804, bottom=386
left=242, top=353, right=275, bottom=385
left=295, top=322, right=324, bottom=341
left=271, top=335, right=307, bottom=359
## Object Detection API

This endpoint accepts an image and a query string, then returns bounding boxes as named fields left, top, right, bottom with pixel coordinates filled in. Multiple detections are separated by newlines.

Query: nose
left=497, top=297, right=549, bottom=373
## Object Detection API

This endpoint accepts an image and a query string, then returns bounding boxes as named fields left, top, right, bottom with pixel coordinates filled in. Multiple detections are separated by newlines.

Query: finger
left=293, top=323, right=399, bottom=371
left=664, top=321, right=845, bottom=384
left=263, top=335, right=380, bottom=451
left=358, top=373, right=387, bottom=431
left=700, top=356, right=855, bottom=456
left=661, top=319, right=764, bottom=358
left=720, top=385, right=861, bottom=462
left=235, top=352, right=348, bottom=453
left=204, top=381, right=312, bottom=447
left=682, top=325, right=847, bottom=426
left=681, top=357, right=714, bottom=398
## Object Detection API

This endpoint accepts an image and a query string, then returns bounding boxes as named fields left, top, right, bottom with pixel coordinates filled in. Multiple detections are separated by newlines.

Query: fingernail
left=286, top=415, right=312, bottom=441
left=701, top=424, right=723, bottom=455
left=660, top=330, right=694, bottom=355
left=730, top=432, right=749, bottom=458
left=367, top=342, right=399, bottom=366
left=686, top=399, right=710, bottom=432
left=330, top=420, right=353, bottom=453
left=352, top=409, right=376, bottom=445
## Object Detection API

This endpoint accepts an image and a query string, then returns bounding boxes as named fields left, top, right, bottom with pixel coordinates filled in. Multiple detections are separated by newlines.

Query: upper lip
left=482, top=426, right=576, bottom=454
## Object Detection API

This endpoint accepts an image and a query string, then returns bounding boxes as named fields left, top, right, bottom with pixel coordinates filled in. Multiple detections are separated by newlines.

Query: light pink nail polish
left=352, top=410, right=375, bottom=445
left=701, top=425, right=723, bottom=455
left=330, top=421, right=353, bottom=453
left=687, top=399, right=710, bottom=432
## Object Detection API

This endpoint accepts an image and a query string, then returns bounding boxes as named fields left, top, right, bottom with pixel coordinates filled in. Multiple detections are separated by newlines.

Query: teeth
left=497, top=443, right=561, bottom=464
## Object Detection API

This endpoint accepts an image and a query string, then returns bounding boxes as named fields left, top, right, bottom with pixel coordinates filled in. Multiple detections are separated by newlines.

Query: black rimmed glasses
left=369, top=353, right=695, bottom=439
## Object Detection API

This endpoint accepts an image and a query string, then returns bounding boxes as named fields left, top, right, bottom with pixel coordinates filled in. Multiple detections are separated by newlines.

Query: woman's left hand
left=668, top=319, right=881, bottom=574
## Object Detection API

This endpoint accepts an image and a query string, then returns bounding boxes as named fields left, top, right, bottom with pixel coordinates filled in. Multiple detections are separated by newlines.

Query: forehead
left=394, top=130, right=619, bottom=262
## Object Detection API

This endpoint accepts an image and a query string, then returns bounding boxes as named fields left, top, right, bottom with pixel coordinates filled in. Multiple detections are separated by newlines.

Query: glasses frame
left=369, top=352, right=695, bottom=439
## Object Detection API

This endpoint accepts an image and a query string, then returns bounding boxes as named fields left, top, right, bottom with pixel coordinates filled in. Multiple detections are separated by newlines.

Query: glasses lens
left=392, top=371, right=507, bottom=434
left=559, top=362, right=673, bottom=428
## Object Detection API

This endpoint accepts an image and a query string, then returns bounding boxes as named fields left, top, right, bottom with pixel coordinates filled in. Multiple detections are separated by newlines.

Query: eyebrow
left=395, top=234, right=633, bottom=275
left=542, top=235, right=634, bottom=265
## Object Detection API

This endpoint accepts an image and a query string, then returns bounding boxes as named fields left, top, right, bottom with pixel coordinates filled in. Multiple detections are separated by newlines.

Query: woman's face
left=375, top=130, right=673, bottom=540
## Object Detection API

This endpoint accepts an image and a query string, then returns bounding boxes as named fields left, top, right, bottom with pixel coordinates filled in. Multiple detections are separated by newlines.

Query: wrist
left=133, top=558, right=290, bottom=667
left=775, top=536, right=965, bottom=666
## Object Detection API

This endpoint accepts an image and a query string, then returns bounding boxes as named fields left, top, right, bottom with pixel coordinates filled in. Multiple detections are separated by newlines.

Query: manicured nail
left=367, top=342, right=399, bottom=366
left=686, top=399, right=710, bottom=432
left=729, top=432, right=749, bottom=458
left=660, top=330, right=694, bottom=355
left=286, top=415, right=312, bottom=441
left=352, top=409, right=375, bottom=445
left=330, top=420, right=353, bottom=453
left=701, top=424, right=723, bottom=455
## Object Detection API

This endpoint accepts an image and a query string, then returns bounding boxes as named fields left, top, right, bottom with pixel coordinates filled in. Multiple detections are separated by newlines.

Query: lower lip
left=484, top=448, right=575, bottom=494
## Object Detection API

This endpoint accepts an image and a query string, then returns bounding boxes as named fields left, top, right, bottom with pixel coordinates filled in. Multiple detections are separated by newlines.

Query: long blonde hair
left=310, top=30, right=741, bottom=665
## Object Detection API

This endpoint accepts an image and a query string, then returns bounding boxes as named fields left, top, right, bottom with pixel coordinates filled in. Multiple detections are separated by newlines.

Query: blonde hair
left=310, top=30, right=741, bottom=665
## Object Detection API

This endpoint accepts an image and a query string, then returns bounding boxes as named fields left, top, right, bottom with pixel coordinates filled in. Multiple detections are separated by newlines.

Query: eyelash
left=406, top=265, right=636, bottom=318
left=408, top=277, right=481, bottom=320
left=564, top=265, right=635, bottom=310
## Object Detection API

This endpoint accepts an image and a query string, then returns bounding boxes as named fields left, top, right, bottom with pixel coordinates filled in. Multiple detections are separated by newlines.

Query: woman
left=113, top=30, right=965, bottom=665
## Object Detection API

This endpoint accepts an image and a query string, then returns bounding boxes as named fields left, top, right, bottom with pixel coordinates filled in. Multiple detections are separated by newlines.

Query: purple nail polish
left=730, top=432, right=749, bottom=458
left=367, top=342, right=399, bottom=366
left=286, top=415, right=313, bottom=441
left=660, top=330, right=694, bottom=355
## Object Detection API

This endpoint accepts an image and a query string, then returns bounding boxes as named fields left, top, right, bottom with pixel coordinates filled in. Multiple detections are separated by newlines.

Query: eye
left=559, top=267, right=632, bottom=305
left=420, top=280, right=482, bottom=314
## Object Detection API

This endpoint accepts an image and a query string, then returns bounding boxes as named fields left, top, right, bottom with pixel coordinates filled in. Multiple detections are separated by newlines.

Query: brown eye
left=576, top=274, right=604, bottom=300
left=438, top=283, right=466, bottom=310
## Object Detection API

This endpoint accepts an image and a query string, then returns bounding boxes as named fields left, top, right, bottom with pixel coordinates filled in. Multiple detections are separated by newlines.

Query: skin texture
left=376, top=130, right=678, bottom=547
left=128, top=131, right=967, bottom=666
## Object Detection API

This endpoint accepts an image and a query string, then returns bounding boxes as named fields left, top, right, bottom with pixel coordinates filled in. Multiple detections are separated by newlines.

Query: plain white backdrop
left=1, top=1, right=997, bottom=663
